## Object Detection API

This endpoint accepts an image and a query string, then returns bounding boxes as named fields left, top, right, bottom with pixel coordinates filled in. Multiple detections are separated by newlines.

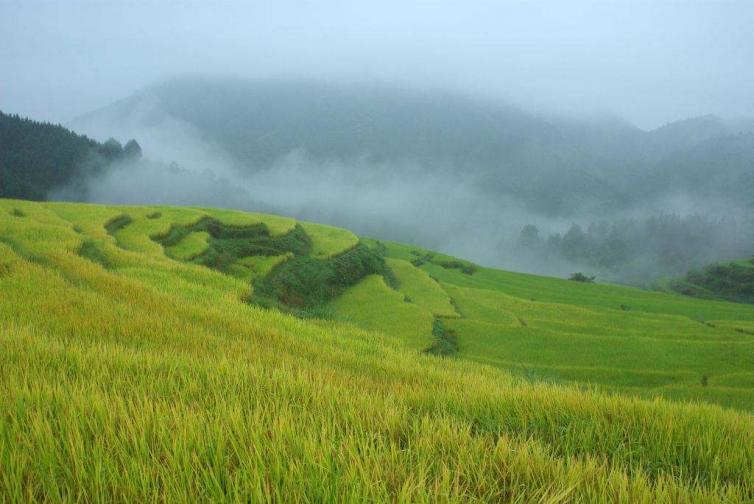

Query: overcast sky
left=1, top=0, right=752, bottom=129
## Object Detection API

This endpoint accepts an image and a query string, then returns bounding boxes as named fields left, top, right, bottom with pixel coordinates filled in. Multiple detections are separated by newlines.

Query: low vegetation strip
left=76, top=239, right=111, bottom=268
left=104, top=214, right=132, bottom=235
left=424, top=317, right=459, bottom=356
left=108, top=207, right=207, bottom=255
left=152, top=217, right=310, bottom=271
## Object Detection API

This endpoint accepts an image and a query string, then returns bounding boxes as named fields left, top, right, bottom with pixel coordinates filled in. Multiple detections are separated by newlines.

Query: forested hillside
left=0, top=111, right=140, bottom=200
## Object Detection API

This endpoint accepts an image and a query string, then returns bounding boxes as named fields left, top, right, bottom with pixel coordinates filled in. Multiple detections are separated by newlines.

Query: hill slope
left=359, top=239, right=754, bottom=410
left=1, top=199, right=754, bottom=501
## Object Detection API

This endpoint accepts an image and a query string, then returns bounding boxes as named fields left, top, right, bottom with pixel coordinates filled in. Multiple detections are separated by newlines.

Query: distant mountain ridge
left=72, top=78, right=754, bottom=217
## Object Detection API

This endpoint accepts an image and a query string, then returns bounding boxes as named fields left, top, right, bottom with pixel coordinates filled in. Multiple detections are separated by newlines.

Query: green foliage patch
left=672, top=261, right=754, bottom=304
left=154, top=217, right=310, bottom=272
left=569, top=272, right=596, bottom=283
left=424, top=318, right=459, bottom=357
left=254, top=244, right=392, bottom=309
left=409, top=251, right=477, bottom=274
left=104, top=214, right=133, bottom=235
left=152, top=215, right=393, bottom=313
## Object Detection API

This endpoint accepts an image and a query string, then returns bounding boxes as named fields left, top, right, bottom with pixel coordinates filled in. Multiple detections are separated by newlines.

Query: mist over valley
left=59, top=77, right=754, bottom=286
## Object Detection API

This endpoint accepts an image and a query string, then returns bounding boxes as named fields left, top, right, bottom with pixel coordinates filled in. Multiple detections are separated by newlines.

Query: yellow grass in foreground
left=0, top=199, right=753, bottom=502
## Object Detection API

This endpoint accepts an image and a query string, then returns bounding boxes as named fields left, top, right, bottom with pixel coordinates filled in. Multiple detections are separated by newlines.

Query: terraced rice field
left=1, top=199, right=753, bottom=501
left=360, top=239, right=754, bottom=411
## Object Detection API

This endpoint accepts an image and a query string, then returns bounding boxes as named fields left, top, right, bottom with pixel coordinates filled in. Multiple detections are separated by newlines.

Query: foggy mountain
left=73, top=78, right=754, bottom=216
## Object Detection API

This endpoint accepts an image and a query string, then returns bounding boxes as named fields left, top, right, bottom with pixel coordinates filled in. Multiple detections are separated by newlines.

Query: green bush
left=254, top=244, right=389, bottom=309
left=569, top=272, right=596, bottom=283
left=424, top=318, right=458, bottom=357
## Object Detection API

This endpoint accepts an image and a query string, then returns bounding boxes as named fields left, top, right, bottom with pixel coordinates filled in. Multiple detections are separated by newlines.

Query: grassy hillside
left=362, top=239, right=754, bottom=410
left=1, top=199, right=754, bottom=501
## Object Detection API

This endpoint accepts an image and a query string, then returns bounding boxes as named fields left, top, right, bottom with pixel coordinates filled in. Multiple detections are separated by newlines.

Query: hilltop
left=1, top=199, right=753, bottom=501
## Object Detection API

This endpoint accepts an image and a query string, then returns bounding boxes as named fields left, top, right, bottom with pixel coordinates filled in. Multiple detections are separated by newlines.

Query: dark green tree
left=561, top=224, right=589, bottom=262
left=124, top=139, right=143, bottom=159
left=518, top=224, right=541, bottom=250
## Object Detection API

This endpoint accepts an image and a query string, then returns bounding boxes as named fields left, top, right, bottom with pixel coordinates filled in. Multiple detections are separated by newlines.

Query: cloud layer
left=2, top=0, right=754, bottom=128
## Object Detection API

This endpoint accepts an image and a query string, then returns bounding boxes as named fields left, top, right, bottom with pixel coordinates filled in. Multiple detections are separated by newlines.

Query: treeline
left=0, top=111, right=141, bottom=200
left=671, top=260, right=754, bottom=304
left=517, top=214, right=754, bottom=285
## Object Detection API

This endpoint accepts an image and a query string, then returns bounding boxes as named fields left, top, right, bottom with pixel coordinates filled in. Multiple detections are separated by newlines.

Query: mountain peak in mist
left=74, top=77, right=560, bottom=167
left=70, top=77, right=754, bottom=219
left=649, top=114, right=732, bottom=152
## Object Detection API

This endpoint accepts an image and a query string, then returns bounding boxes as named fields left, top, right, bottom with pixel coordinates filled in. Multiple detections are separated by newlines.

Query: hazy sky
left=2, top=0, right=752, bottom=129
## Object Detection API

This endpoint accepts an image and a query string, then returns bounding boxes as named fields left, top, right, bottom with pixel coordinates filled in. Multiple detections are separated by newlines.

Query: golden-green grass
left=165, top=231, right=210, bottom=260
left=365, top=239, right=754, bottom=411
left=1, top=199, right=754, bottom=501
left=327, top=274, right=435, bottom=350
left=300, top=221, right=359, bottom=259
left=387, top=258, right=458, bottom=317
